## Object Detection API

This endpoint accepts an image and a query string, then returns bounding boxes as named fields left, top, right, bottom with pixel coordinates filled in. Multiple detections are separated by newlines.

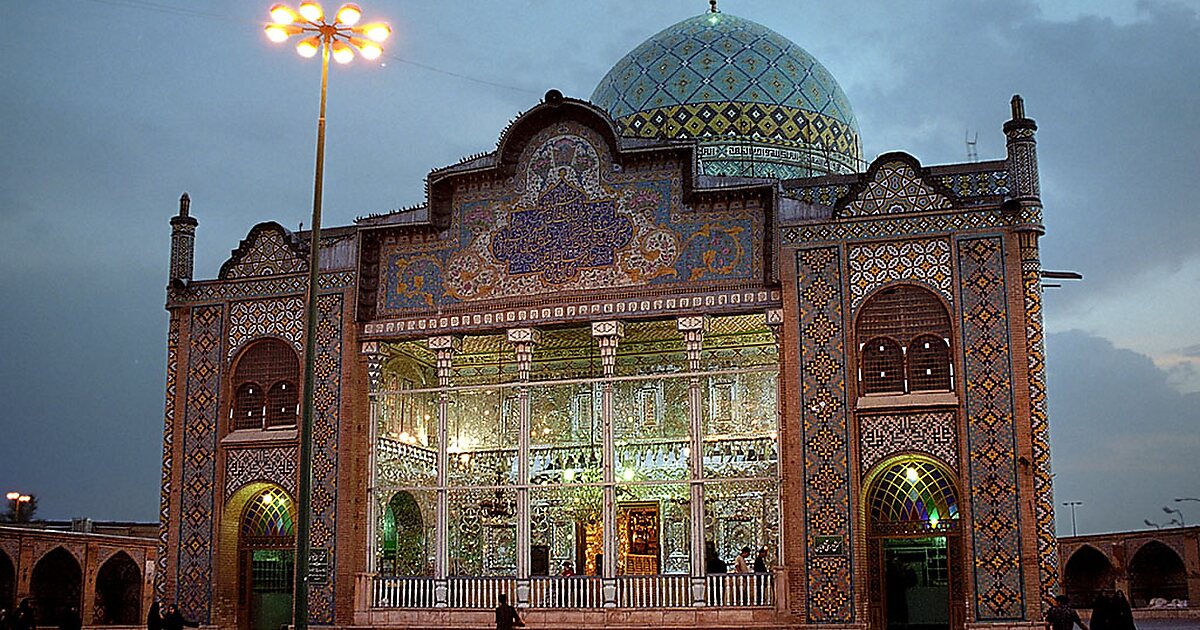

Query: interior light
left=622, top=468, right=635, bottom=481
left=270, top=3, right=299, bottom=24
left=335, top=3, right=362, bottom=25
left=296, top=36, right=320, bottom=58
left=563, top=469, right=575, bottom=482
left=261, top=493, right=275, bottom=505
left=298, top=1, right=324, bottom=22
left=929, top=516, right=940, bottom=528
left=906, top=467, right=920, bottom=483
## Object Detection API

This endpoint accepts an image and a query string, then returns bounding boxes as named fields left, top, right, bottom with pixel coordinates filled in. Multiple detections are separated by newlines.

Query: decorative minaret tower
left=1006, top=95, right=1060, bottom=610
left=169, top=192, right=197, bottom=284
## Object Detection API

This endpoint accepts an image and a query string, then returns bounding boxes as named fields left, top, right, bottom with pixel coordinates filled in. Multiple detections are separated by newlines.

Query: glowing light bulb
left=906, top=467, right=920, bottom=483
left=295, top=36, right=320, bottom=58
left=298, top=1, right=323, bottom=22
left=331, top=40, right=354, bottom=64
left=361, top=22, right=390, bottom=43
left=270, top=3, right=298, bottom=24
left=335, top=3, right=362, bottom=25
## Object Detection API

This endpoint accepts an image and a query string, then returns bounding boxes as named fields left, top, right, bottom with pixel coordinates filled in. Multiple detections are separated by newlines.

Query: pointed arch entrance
left=1062, top=545, right=1114, bottom=609
left=94, top=551, right=142, bottom=624
left=382, top=490, right=428, bottom=576
left=864, top=456, right=964, bottom=630
left=1128, top=540, right=1187, bottom=607
left=31, top=546, right=82, bottom=626
left=219, top=483, right=296, bottom=630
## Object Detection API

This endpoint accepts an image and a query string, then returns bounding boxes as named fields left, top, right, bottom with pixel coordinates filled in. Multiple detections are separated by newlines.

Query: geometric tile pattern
left=840, top=159, right=953, bottom=218
left=307, top=292, right=344, bottom=624
left=783, top=183, right=852, bottom=207
left=184, top=271, right=356, bottom=303
left=936, top=169, right=1010, bottom=203
left=224, top=446, right=298, bottom=501
left=795, top=246, right=854, bottom=623
left=218, top=222, right=307, bottom=280
left=591, top=11, right=861, bottom=175
left=177, top=305, right=222, bottom=623
left=1021, top=242, right=1059, bottom=608
left=780, top=204, right=1044, bottom=246
left=847, top=238, right=953, bottom=311
left=377, top=123, right=762, bottom=314
left=227, top=297, right=305, bottom=359
left=859, top=411, right=958, bottom=474
left=956, top=237, right=1025, bottom=620
left=156, top=317, right=179, bottom=600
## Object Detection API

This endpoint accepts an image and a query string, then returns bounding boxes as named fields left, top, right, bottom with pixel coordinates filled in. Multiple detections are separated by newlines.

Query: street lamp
left=1163, top=505, right=1185, bottom=527
left=1062, top=500, right=1083, bottom=537
left=263, top=4, right=390, bottom=629
left=6, top=492, right=31, bottom=522
left=1175, top=497, right=1200, bottom=503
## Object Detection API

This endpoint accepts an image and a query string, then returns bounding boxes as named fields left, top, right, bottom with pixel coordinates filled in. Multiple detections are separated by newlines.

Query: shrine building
left=156, top=7, right=1059, bottom=629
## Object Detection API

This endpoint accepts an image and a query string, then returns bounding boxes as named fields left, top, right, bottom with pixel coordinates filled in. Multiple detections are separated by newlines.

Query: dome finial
left=709, top=0, right=718, bottom=13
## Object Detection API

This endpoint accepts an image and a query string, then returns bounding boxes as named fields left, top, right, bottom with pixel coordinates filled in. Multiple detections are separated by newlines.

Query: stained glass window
left=868, top=459, right=958, bottom=535
left=242, top=489, right=296, bottom=543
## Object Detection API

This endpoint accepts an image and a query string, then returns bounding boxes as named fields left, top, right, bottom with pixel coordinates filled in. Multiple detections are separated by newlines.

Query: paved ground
left=1127, top=619, right=1200, bottom=630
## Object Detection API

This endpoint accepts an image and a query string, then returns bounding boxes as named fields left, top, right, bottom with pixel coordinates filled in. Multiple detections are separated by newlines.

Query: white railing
left=617, top=574, right=693, bottom=608
left=373, top=576, right=437, bottom=608
left=448, top=576, right=519, bottom=609
left=529, top=576, right=603, bottom=608
left=706, top=572, right=774, bottom=607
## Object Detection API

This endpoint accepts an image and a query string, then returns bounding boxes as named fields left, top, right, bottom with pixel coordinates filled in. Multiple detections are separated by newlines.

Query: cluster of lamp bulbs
left=265, top=2, right=391, bottom=63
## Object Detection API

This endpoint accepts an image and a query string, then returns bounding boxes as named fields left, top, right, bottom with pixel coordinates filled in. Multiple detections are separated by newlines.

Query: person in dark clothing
left=10, top=599, right=35, bottom=630
left=1090, top=591, right=1113, bottom=630
left=57, top=607, right=82, bottom=630
left=704, top=540, right=728, bottom=605
left=1045, top=594, right=1090, bottom=630
left=494, top=593, right=524, bottom=630
left=160, top=604, right=198, bottom=630
left=753, top=547, right=769, bottom=573
left=1110, top=590, right=1136, bottom=630
left=146, top=601, right=163, bottom=630
left=886, top=556, right=917, bottom=629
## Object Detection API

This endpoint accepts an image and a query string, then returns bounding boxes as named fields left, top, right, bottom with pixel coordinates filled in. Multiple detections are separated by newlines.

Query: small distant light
left=262, top=493, right=275, bottom=505
left=563, top=469, right=575, bottom=482
left=622, top=468, right=635, bottom=481
left=929, top=516, right=939, bottom=528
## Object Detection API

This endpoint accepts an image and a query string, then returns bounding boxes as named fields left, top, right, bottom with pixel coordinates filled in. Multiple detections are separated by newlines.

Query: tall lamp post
left=1062, top=500, right=1083, bottom=537
left=1163, top=505, right=1185, bottom=527
left=5, top=492, right=30, bottom=522
left=263, top=4, right=390, bottom=629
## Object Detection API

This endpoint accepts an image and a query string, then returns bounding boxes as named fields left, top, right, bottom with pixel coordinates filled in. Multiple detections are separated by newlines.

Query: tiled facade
left=156, top=9, right=1060, bottom=629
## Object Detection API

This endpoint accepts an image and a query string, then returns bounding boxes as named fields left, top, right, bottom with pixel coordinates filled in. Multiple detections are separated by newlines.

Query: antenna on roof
left=966, top=131, right=979, bottom=163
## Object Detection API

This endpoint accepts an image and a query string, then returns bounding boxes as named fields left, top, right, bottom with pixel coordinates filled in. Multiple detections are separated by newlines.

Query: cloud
left=1047, top=330, right=1200, bottom=534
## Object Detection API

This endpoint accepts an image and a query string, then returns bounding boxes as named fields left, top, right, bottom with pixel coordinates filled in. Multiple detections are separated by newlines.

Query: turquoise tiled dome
left=591, top=11, right=862, bottom=177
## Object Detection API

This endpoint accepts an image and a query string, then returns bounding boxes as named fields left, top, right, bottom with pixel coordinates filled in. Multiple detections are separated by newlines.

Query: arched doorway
left=30, top=546, right=82, bottom=626
left=865, top=456, right=963, bottom=630
left=0, top=550, right=14, bottom=611
left=1063, top=546, right=1113, bottom=609
left=1128, top=541, right=1187, bottom=607
left=382, top=491, right=428, bottom=576
left=240, top=487, right=296, bottom=630
left=94, top=551, right=141, bottom=624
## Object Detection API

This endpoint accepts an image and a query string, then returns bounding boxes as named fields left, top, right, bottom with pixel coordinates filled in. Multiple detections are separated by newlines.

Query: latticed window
left=908, top=334, right=952, bottom=392
left=241, top=488, right=296, bottom=548
left=860, top=338, right=905, bottom=394
left=868, top=459, right=959, bottom=535
left=856, top=285, right=953, bottom=395
left=230, top=339, right=299, bottom=431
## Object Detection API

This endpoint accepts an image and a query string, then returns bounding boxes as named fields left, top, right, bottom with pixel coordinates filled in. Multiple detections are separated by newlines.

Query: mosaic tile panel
left=182, top=271, right=356, bottom=303
left=840, top=159, right=953, bottom=218
left=783, top=183, right=852, bottom=207
left=308, top=292, right=344, bottom=624
left=1022, top=245, right=1059, bottom=607
left=156, top=317, right=179, bottom=600
left=956, top=237, right=1024, bottom=620
left=847, top=238, right=953, bottom=311
left=796, top=246, right=853, bottom=623
left=377, top=122, right=763, bottom=315
left=859, top=411, right=958, bottom=473
left=780, top=204, right=1043, bottom=245
left=227, top=297, right=305, bottom=358
left=218, top=222, right=307, bottom=280
left=224, top=446, right=298, bottom=501
left=936, top=169, right=1010, bottom=201
left=177, top=305, right=222, bottom=623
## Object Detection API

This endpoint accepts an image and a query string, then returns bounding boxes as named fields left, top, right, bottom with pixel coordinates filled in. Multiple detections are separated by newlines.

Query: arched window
left=242, top=488, right=296, bottom=546
left=230, top=339, right=299, bottom=431
left=265, top=381, right=298, bottom=428
left=861, top=338, right=905, bottom=394
left=857, top=286, right=953, bottom=396
left=867, top=458, right=959, bottom=535
left=908, top=334, right=952, bottom=392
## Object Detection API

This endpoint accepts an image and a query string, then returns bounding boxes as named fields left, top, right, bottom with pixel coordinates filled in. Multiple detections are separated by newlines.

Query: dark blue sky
left=1, top=0, right=1197, bottom=535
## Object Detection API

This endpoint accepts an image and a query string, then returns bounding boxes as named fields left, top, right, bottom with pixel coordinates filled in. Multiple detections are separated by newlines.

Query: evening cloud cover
left=0, top=0, right=1197, bottom=534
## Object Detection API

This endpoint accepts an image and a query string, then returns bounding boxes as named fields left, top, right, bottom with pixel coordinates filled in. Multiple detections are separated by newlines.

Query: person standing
left=1110, top=590, right=1136, bottom=630
left=734, top=546, right=752, bottom=573
left=160, top=604, right=198, bottom=630
left=495, top=593, right=524, bottom=630
left=753, top=547, right=768, bottom=573
left=1045, top=594, right=1090, bottom=630
left=146, top=601, right=162, bottom=630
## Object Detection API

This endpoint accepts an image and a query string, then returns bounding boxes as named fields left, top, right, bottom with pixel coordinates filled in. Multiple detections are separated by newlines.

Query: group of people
left=0, top=600, right=78, bottom=630
left=146, top=602, right=198, bottom=630
left=1045, top=591, right=1138, bottom=630
left=705, top=541, right=771, bottom=574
